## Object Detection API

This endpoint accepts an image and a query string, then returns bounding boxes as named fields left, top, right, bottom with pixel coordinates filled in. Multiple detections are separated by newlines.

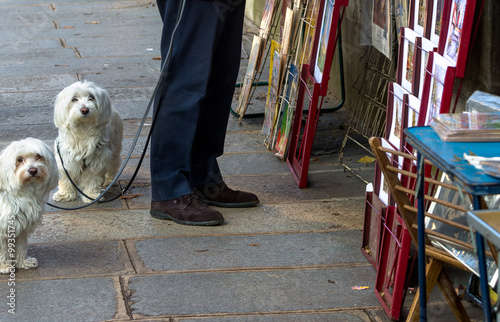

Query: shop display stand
left=231, top=0, right=282, bottom=119
left=286, top=0, right=349, bottom=188
left=339, top=46, right=397, bottom=183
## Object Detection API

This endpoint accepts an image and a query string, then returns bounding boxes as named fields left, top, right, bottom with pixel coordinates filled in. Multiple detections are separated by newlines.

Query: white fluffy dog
left=0, top=138, right=58, bottom=273
left=52, top=81, right=123, bottom=203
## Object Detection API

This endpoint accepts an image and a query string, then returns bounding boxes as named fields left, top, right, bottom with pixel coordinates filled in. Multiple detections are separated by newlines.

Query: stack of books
left=431, top=113, right=500, bottom=142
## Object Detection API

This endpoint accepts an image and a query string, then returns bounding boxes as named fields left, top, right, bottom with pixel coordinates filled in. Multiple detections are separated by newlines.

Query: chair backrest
left=369, top=137, right=492, bottom=270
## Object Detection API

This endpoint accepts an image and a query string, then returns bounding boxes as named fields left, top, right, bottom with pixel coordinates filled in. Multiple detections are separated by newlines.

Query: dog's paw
left=53, top=191, right=77, bottom=202
left=104, top=175, right=116, bottom=187
left=81, top=193, right=104, bottom=203
left=17, top=257, right=38, bottom=269
left=0, top=263, right=14, bottom=274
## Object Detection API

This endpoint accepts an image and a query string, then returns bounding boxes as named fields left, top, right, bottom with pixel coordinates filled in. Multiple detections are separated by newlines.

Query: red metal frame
left=361, top=191, right=387, bottom=268
left=375, top=206, right=412, bottom=320
left=286, top=0, right=349, bottom=188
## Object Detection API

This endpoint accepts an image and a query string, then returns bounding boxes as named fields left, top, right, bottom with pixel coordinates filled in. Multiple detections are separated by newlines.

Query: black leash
left=47, top=0, right=186, bottom=210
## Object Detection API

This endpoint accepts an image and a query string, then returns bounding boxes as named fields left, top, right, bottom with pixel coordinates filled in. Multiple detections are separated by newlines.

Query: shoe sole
left=203, top=200, right=260, bottom=208
left=150, top=209, right=224, bottom=226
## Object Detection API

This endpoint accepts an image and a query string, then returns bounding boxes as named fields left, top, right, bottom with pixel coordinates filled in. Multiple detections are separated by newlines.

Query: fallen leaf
left=62, top=26, right=74, bottom=29
left=248, top=243, right=261, bottom=246
left=119, top=193, right=142, bottom=200
left=327, top=279, right=336, bottom=284
left=195, top=249, right=209, bottom=252
left=152, top=56, right=161, bottom=60
left=356, top=156, right=375, bottom=164
left=85, top=21, right=100, bottom=24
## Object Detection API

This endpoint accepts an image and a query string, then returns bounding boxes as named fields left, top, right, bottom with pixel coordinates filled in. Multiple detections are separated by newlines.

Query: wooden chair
left=369, top=137, right=495, bottom=321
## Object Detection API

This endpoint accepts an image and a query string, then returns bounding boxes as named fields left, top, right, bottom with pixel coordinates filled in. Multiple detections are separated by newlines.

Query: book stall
left=236, top=0, right=496, bottom=319
left=235, top=0, right=349, bottom=187
left=362, top=0, right=500, bottom=320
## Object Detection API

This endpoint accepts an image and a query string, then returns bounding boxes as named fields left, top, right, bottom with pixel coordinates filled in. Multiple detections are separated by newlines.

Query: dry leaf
left=85, top=21, right=100, bottom=24
left=356, top=156, right=375, bottom=164
left=248, top=243, right=261, bottom=246
left=119, top=193, right=142, bottom=200
left=195, top=249, right=209, bottom=252
left=62, top=26, right=74, bottom=29
left=152, top=56, right=161, bottom=60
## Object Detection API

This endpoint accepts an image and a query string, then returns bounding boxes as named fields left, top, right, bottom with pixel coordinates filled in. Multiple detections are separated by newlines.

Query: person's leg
left=189, top=0, right=259, bottom=208
left=189, top=0, right=247, bottom=190
left=151, top=0, right=230, bottom=201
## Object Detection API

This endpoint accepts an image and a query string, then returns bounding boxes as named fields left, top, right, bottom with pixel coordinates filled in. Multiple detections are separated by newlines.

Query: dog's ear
left=95, top=86, right=112, bottom=125
left=38, top=140, right=59, bottom=191
left=0, top=143, right=20, bottom=192
left=53, top=86, right=72, bottom=129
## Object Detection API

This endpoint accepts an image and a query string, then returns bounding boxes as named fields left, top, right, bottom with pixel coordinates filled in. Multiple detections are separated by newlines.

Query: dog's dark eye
left=72, top=97, right=78, bottom=102
left=88, top=95, right=95, bottom=101
left=17, top=157, right=23, bottom=163
left=35, top=154, right=42, bottom=161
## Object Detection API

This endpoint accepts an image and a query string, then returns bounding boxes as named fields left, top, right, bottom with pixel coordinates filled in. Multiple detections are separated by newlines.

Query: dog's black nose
left=81, top=107, right=89, bottom=115
left=28, top=167, right=38, bottom=176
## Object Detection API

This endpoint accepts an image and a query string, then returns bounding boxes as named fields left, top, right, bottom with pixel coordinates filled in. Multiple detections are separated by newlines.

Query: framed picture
left=372, top=0, right=392, bottom=58
left=414, top=36, right=437, bottom=100
left=309, top=0, right=349, bottom=94
left=401, top=94, right=421, bottom=156
left=373, top=138, right=398, bottom=206
left=418, top=51, right=456, bottom=126
left=438, top=0, right=477, bottom=78
left=262, top=40, right=285, bottom=147
left=385, top=82, right=409, bottom=151
left=235, top=35, right=264, bottom=121
left=275, top=64, right=300, bottom=160
left=409, top=0, right=428, bottom=36
left=361, top=189, right=387, bottom=269
left=426, top=0, right=446, bottom=46
left=297, top=0, right=321, bottom=68
left=397, top=28, right=418, bottom=94
left=313, top=0, right=334, bottom=83
left=259, top=0, right=278, bottom=39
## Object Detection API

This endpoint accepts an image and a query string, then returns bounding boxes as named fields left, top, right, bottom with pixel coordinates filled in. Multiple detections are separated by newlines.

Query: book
left=431, top=112, right=500, bottom=141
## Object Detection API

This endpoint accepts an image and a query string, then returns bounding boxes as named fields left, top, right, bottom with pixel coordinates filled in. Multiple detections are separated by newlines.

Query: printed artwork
left=427, top=64, right=445, bottom=124
left=372, top=0, right=391, bottom=58
left=434, top=0, right=444, bottom=37
left=263, top=41, right=284, bottom=146
left=444, top=0, right=466, bottom=62
left=275, top=64, right=299, bottom=159
left=314, top=0, right=334, bottom=83
left=418, top=0, right=426, bottom=27
left=236, top=36, right=263, bottom=121
left=405, top=42, right=415, bottom=83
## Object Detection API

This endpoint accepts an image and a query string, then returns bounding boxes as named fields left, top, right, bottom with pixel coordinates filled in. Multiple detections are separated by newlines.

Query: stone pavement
left=0, top=0, right=485, bottom=321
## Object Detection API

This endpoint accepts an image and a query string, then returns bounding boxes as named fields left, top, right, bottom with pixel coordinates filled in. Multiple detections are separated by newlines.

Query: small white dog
left=0, top=138, right=58, bottom=273
left=52, top=81, right=123, bottom=203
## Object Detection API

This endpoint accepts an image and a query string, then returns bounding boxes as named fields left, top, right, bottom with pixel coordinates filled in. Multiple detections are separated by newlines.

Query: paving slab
left=32, top=199, right=365, bottom=243
left=0, top=240, right=133, bottom=280
left=80, top=70, right=159, bottom=88
left=0, top=74, right=78, bottom=93
left=122, top=168, right=370, bottom=208
left=178, top=311, right=372, bottom=321
left=132, top=231, right=366, bottom=272
left=46, top=185, right=126, bottom=213
left=127, top=267, right=379, bottom=318
left=0, top=277, right=118, bottom=321
left=0, top=56, right=159, bottom=76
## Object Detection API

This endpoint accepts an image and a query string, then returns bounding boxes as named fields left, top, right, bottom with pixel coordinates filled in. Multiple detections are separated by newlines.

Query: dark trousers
left=151, top=0, right=245, bottom=201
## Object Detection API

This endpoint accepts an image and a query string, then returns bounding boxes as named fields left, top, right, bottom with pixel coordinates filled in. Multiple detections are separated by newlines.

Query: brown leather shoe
left=150, top=193, right=224, bottom=226
left=195, top=183, right=259, bottom=208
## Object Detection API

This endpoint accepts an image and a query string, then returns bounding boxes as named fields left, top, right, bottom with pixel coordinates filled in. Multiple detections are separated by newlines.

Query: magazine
left=431, top=112, right=500, bottom=141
